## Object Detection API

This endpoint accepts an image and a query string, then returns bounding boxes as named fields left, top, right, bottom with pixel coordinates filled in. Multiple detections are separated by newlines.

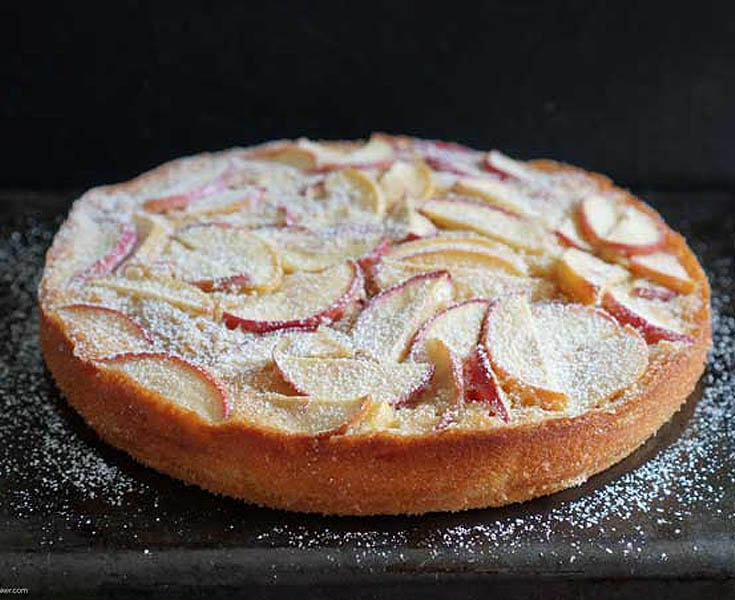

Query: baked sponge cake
left=39, top=134, right=711, bottom=515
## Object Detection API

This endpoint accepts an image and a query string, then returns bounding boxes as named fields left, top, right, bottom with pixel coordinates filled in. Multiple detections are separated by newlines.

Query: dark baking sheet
left=0, top=190, right=733, bottom=599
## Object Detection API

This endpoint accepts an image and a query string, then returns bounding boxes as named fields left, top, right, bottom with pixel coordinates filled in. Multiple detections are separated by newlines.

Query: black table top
left=0, top=190, right=733, bottom=599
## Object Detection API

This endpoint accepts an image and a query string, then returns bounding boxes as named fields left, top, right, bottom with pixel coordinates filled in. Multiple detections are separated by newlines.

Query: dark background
left=2, top=1, right=734, bottom=190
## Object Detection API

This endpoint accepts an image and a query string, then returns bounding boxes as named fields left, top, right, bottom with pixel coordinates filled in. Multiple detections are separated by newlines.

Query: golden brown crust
left=39, top=150, right=712, bottom=515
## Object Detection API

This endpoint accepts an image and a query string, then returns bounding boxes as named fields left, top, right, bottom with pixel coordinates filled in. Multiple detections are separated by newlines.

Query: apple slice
left=531, top=302, right=648, bottom=406
left=398, top=245, right=527, bottom=277
left=273, top=351, right=434, bottom=406
left=307, top=136, right=395, bottom=171
left=631, top=285, right=678, bottom=302
left=579, top=194, right=665, bottom=255
left=415, top=139, right=483, bottom=178
left=602, top=289, right=693, bottom=344
left=629, top=252, right=695, bottom=294
left=351, top=271, right=453, bottom=362
left=421, top=338, right=465, bottom=406
left=454, top=177, right=540, bottom=218
left=143, top=164, right=231, bottom=213
left=57, top=304, right=153, bottom=359
left=409, top=298, right=489, bottom=361
left=555, top=248, right=629, bottom=304
left=233, top=392, right=373, bottom=437
left=482, top=150, right=534, bottom=181
left=462, top=345, right=509, bottom=420
left=74, top=220, right=137, bottom=282
left=324, top=168, right=387, bottom=216
left=483, top=295, right=568, bottom=410
left=164, top=224, right=282, bottom=293
left=556, top=216, right=592, bottom=251
left=388, top=196, right=439, bottom=237
left=126, top=213, right=171, bottom=268
left=259, top=137, right=395, bottom=171
left=253, top=225, right=386, bottom=273
left=379, top=159, right=434, bottom=206
left=419, top=198, right=552, bottom=254
left=222, top=260, right=364, bottom=333
left=371, top=259, right=554, bottom=302
left=92, top=275, right=214, bottom=316
left=96, top=352, right=229, bottom=421
left=175, top=188, right=265, bottom=219
left=484, top=296, right=648, bottom=408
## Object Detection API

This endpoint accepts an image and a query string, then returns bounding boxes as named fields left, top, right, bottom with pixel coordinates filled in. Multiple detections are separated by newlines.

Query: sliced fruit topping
left=397, top=245, right=527, bottom=277
left=484, top=296, right=648, bottom=409
left=409, top=298, right=489, bottom=361
left=379, top=160, right=434, bottom=206
left=254, top=225, right=386, bottom=273
left=482, top=150, right=534, bottom=181
left=92, top=275, right=214, bottom=316
left=351, top=271, right=453, bottom=361
left=388, top=196, right=439, bottom=237
left=143, top=164, right=231, bottom=213
left=419, top=198, right=553, bottom=254
left=422, top=338, right=465, bottom=405
left=371, top=260, right=554, bottom=303
left=97, top=353, right=229, bottom=421
left=57, top=304, right=153, bottom=359
left=256, top=136, right=394, bottom=171
left=273, top=345, right=434, bottom=405
left=222, top=260, right=364, bottom=333
left=74, top=220, right=137, bottom=282
left=602, top=289, right=694, bottom=344
left=414, top=139, right=482, bottom=177
left=324, top=168, right=387, bottom=216
left=453, top=177, right=540, bottom=218
left=631, top=285, right=678, bottom=302
left=164, top=224, right=282, bottom=293
left=483, top=295, right=567, bottom=410
left=579, top=194, right=665, bottom=255
left=233, top=392, right=372, bottom=437
left=629, top=252, right=695, bottom=294
left=532, top=303, right=648, bottom=406
left=555, top=216, right=592, bottom=251
left=174, top=188, right=265, bottom=219
left=275, top=328, right=356, bottom=359
left=126, top=213, right=171, bottom=269
left=555, top=247, right=629, bottom=304
left=462, top=346, right=509, bottom=421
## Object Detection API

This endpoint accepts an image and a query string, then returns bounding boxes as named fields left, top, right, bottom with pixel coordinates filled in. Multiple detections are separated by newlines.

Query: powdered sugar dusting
left=1, top=193, right=731, bottom=568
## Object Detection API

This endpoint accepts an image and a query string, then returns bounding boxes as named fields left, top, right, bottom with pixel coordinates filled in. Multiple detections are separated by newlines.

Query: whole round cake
left=39, top=134, right=711, bottom=515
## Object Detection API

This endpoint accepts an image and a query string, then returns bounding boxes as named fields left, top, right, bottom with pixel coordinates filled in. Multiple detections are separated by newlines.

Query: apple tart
left=39, top=134, right=711, bottom=514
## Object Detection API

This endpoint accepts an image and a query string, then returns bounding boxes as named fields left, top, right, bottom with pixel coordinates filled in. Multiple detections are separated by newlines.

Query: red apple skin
left=222, top=261, right=365, bottom=334
left=78, top=221, right=137, bottom=281
left=144, top=169, right=231, bottom=213
left=357, top=238, right=392, bottom=273
left=96, top=352, right=230, bottom=419
left=555, top=230, right=586, bottom=251
left=62, top=303, right=154, bottom=344
left=462, top=346, right=509, bottom=422
left=481, top=155, right=514, bottom=181
left=632, top=286, right=678, bottom=302
left=601, top=292, right=693, bottom=344
left=423, top=157, right=478, bottom=177
left=192, top=274, right=253, bottom=293
left=577, top=203, right=666, bottom=256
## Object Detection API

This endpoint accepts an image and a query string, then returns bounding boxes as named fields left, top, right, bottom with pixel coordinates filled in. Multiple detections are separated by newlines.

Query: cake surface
left=39, top=134, right=711, bottom=514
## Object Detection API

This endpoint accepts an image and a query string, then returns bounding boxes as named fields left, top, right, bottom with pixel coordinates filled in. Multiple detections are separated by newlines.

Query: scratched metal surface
left=0, top=190, right=732, bottom=599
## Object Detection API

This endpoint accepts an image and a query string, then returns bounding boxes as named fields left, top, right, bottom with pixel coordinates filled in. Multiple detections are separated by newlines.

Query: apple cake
left=39, top=134, right=711, bottom=515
